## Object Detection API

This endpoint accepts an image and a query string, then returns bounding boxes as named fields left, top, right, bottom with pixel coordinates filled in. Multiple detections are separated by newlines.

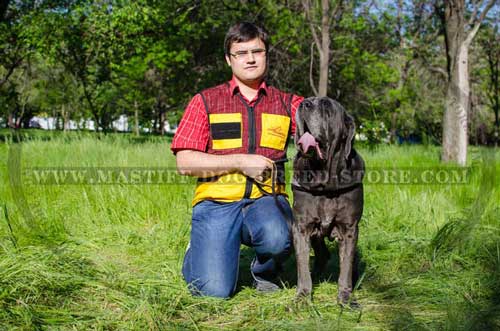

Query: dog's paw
left=293, top=290, right=312, bottom=307
left=337, top=291, right=361, bottom=310
left=338, top=299, right=361, bottom=310
left=296, top=287, right=312, bottom=298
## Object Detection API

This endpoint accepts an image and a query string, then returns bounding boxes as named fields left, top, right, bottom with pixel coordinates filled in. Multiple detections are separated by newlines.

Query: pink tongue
left=297, top=132, right=323, bottom=159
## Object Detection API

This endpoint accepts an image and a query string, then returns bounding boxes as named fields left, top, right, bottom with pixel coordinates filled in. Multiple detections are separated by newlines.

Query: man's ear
left=225, top=55, right=231, bottom=67
left=344, top=113, right=355, bottom=159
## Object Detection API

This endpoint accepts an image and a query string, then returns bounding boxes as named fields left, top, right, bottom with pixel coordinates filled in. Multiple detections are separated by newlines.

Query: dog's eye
left=302, top=100, right=313, bottom=109
left=319, top=99, right=331, bottom=110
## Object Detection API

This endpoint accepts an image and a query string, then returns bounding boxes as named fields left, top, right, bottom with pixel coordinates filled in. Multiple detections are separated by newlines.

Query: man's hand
left=237, top=154, right=274, bottom=181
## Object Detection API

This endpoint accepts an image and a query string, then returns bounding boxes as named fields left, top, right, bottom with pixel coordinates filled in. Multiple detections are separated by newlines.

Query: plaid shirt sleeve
left=170, top=94, right=209, bottom=154
left=290, top=94, right=304, bottom=137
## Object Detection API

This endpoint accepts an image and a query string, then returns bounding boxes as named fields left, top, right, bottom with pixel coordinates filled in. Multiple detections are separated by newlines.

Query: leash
left=253, top=158, right=292, bottom=224
left=253, top=157, right=288, bottom=196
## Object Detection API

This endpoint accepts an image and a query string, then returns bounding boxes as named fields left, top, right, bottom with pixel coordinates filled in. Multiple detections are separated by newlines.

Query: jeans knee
left=264, top=232, right=291, bottom=257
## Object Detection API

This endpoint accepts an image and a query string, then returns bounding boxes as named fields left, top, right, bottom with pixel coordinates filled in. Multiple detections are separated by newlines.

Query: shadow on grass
left=0, top=244, right=101, bottom=329
left=235, top=241, right=367, bottom=296
left=379, top=245, right=500, bottom=331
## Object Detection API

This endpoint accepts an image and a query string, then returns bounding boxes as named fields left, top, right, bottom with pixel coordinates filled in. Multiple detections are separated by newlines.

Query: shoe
left=251, top=257, right=280, bottom=293
left=253, top=277, right=280, bottom=293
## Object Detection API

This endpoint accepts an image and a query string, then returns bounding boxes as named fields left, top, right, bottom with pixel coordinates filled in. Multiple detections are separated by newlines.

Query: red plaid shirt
left=171, top=77, right=304, bottom=154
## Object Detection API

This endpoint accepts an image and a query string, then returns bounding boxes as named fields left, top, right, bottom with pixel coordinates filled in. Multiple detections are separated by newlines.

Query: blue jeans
left=182, top=195, right=293, bottom=298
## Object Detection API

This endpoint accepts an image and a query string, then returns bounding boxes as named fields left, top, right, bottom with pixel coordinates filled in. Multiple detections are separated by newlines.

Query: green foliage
left=0, top=0, right=499, bottom=142
left=357, top=120, right=390, bottom=148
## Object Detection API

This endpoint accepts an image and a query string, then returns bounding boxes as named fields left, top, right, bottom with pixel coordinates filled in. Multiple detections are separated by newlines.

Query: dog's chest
left=308, top=195, right=344, bottom=222
left=293, top=190, right=352, bottom=236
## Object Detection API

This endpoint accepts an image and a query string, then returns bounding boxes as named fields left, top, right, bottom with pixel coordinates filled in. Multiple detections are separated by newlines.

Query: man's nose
left=246, top=52, right=256, bottom=62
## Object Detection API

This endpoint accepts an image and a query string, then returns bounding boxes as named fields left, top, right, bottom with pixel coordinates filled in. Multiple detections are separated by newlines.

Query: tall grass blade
left=3, top=204, right=18, bottom=249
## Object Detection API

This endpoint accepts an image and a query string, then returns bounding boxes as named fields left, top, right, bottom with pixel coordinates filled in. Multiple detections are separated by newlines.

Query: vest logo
left=267, top=126, right=286, bottom=139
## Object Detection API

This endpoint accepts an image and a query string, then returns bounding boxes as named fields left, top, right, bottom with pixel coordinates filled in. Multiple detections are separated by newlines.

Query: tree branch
left=328, top=0, right=344, bottom=27
left=428, top=65, right=448, bottom=80
left=309, top=42, right=319, bottom=96
left=0, top=56, right=22, bottom=87
left=466, top=0, right=496, bottom=45
left=468, top=0, right=484, bottom=26
left=302, top=0, right=322, bottom=54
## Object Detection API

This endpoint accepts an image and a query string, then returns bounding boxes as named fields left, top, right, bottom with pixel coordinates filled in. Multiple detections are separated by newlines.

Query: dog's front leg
left=337, top=222, right=358, bottom=306
left=292, top=219, right=312, bottom=297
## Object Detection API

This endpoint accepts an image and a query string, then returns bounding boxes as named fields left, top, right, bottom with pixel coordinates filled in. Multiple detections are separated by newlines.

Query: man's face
left=225, top=37, right=267, bottom=85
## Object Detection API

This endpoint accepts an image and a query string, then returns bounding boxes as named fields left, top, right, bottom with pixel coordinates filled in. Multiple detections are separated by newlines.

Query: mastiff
left=292, top=97, right=365, bottom=307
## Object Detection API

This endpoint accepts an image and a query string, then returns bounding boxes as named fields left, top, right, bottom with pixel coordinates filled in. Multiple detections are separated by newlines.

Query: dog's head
left=295, top=97, right=355, bottom=161
left=293, top=97, right=363, bottom=191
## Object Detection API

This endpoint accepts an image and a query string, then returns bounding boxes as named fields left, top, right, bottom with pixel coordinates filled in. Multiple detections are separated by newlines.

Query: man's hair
left=224, top=22, right=269, bottom=56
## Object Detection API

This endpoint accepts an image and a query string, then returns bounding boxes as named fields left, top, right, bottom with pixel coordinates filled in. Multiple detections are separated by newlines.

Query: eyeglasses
left=229, top=48, right=266, bottom=60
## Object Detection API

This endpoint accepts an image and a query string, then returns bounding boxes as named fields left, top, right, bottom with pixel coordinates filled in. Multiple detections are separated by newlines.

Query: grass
left=0, top=131, right=499, bottom=330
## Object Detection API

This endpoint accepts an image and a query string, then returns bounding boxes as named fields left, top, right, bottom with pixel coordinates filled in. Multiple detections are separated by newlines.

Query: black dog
left=292, top=97, right=365, bottom=307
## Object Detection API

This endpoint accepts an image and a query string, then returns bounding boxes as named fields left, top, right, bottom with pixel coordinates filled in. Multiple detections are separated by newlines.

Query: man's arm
left=176, top=150, right=273, bottom=180
left=290, top=95, right=304, bottom=137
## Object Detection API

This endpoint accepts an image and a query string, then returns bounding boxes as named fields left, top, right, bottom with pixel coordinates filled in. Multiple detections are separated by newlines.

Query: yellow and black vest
left=192, top=83, right=293, bottom=206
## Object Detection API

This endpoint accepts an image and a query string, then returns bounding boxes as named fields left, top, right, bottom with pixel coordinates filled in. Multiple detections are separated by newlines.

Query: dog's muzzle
left=297, top=132, right=324, bottom=159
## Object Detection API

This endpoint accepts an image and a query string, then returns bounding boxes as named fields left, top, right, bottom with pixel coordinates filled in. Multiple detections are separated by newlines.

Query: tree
left=302, top=0, right=345, bottom=97
left=438, top=0, right=497, bottom=165
left=0, top=0, right=28, bottom=89
left=0, top=1, right=50, bottom=127
left=35, top=59, right=81, bottom=131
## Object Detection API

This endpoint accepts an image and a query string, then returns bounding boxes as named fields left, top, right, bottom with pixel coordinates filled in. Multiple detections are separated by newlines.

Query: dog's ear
left=344, top=113, right=355, bottom=159
left=295, top=100, right=310, bottom=141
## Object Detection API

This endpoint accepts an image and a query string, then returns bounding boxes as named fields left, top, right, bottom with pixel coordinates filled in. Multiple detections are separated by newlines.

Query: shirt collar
left=228, top=76, right=268, bottom=97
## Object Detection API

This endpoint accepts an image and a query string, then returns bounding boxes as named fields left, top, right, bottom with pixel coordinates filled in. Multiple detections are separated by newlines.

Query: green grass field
left=0, top=130, right=499, bottom=330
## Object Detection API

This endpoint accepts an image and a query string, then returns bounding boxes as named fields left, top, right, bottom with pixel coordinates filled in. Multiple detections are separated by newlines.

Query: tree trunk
left=160, top=111, right=166, bottom=136
left=62, top=104, right=70, bottom=131
left=390, top=112, right=398, bottom=143
left=7, top=112, right=15, bottom=128
left=318, top=0, right=330, bottom=97
left=134, top=100, right=140, bottom=137
left=441, top=0, right=496, bottom=164
left=442, top=1, right=468, bottom=165
left=153, top=111, right=158, bottom=134
left=442, top=44, right=469, bottom=165
left=54, top=109, right=61, bottom=130
left=303, top=0, right=339, bottom=97
left=16, top=102, right=25, bottom=129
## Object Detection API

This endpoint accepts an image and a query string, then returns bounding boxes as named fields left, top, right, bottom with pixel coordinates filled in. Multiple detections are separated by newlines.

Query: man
left=171, top=22, right=303, bottom=298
